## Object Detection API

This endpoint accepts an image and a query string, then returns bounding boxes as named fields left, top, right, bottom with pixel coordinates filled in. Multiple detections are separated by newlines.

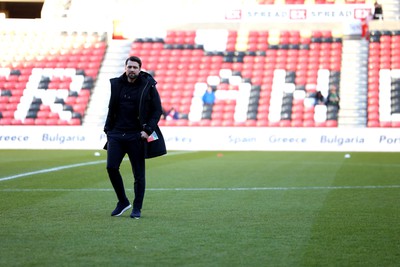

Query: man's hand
left=140, top=131, right=149, bottom=139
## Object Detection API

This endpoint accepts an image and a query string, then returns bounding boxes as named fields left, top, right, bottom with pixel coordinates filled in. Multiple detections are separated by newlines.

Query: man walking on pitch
left=104, top=56, right=166, bottom=219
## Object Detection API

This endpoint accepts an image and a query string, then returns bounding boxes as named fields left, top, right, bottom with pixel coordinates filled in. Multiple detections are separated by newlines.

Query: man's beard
left=128, top=72, right=138, bottom=79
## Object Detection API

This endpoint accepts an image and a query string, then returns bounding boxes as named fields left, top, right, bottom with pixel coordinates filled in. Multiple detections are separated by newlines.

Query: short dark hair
left=125, top=56, right=142, bottom=68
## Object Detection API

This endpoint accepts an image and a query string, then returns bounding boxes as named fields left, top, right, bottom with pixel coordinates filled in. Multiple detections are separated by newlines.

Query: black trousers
left=106, top=131, right=145, bottom=210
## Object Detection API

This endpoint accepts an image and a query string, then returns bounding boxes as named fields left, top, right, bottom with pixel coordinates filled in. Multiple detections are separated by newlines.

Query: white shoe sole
left=113, top=204, right=132, bottom=216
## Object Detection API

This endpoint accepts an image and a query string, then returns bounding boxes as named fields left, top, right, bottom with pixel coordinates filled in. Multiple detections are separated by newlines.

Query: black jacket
left=103, top=71, right=166, bottom=158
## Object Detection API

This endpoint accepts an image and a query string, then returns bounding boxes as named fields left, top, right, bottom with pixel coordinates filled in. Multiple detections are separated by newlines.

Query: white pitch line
left=148, top=185, right=400, bottom=190
left=0, top=151, right=196, bottom=182
left=1, top=185, right=400, bottom=192
left=0, top=160, right=105, bottom=182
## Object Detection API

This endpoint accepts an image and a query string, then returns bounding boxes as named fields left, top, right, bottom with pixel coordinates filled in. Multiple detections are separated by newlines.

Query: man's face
left=125, top=60, right=141, bottom=81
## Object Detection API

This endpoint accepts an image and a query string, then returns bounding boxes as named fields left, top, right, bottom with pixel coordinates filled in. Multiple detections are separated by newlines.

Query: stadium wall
left=1, top=126, right=400, bottom=152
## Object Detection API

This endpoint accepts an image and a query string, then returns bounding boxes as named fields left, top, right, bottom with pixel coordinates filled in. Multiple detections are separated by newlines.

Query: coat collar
left=118, top=71, right=157, bottom=85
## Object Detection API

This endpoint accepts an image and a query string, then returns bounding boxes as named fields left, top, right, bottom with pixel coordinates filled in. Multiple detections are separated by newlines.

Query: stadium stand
left=367, top=29, right=400, bottom=127
left=0, top=29, right=106, bottom=126
left=1, top=0, right=399, bottom=128
left=130, top=29, right=343, bottom=127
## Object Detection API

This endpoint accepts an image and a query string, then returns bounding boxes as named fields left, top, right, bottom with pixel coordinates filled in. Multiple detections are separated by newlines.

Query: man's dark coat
left=103, top=71, right=166, bottom=158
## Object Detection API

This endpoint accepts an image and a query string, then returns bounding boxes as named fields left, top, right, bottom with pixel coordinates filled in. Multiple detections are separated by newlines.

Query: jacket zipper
left=138, top=80, right=150, bottom=120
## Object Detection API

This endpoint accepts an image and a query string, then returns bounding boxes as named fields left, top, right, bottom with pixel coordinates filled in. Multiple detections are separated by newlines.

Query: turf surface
left=0, top=150, right=399, bottom=266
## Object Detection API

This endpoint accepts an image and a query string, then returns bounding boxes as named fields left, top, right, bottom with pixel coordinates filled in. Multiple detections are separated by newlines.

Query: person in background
left=326, top=85, right=340, bottom=109
left=165, top=107, right=180, bottom=120
left=103, top=56, right=166, bottom=219
left=315, top=91, right=325, bottom=105
left=373, top=1, right=383, bottom=20
left=202, top=85, right=216, bottom=106
left=304, top=91, right=323, bottom=107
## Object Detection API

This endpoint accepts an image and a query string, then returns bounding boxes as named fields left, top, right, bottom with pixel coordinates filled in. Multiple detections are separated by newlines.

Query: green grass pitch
left=0, top=149, right=399, bottom=266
